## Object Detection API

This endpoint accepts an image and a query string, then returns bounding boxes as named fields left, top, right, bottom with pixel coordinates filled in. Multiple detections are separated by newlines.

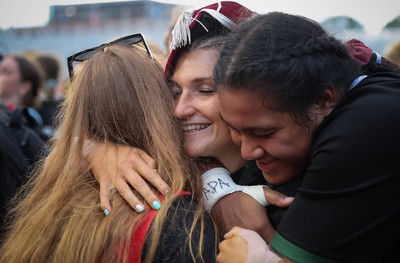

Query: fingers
left=263, top=187, right=294, bottom=208
left=99, top=174, right=113, bottom=213
left=113, top=175, right=148, bottom=212
left=119, top=170, right=161, bottom=210
left=129, top=149, right=170, bottom=196
left=120, top=149, right=169, bottom=207
left=97, top=168, right=148, bottom=213
left=136, top=148, right=157, bottom=169
left=89, top=141, right=170, bottom=212
left=217, top=236, right=248, bottom=263
left=223, top=228, right=282, bottom=263
left=224, top=226, right=245, bottom=239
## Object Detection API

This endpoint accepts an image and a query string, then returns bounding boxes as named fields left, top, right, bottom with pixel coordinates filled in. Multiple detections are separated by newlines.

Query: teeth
left=183, top=124, right=210, bottom=131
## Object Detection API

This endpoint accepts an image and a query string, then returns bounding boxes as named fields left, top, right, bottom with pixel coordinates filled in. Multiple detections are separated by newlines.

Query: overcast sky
left=0, top=0, right=398, bottom=35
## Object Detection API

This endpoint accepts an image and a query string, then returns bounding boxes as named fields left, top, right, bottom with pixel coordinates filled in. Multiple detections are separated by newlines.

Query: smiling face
left=218, top=88, right=317, bottom=185
left=172, top=48, right=243, bottom=164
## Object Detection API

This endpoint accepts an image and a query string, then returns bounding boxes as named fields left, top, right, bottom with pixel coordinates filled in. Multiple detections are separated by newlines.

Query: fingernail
left=164, top=189, right=170, bottom=195
left=136, top=204, right=144, bottom=213
left=152, top=200, right=161, bottom=210
left=104, top=209, right=110, bottom=216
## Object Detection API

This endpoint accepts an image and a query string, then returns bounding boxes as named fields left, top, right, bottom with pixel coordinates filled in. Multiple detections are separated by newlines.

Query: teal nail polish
left=104, top=209, right=110, bottom=216
left=152, top=200, right=161, bottom=210
left=136, top=204, right=144, bottom=213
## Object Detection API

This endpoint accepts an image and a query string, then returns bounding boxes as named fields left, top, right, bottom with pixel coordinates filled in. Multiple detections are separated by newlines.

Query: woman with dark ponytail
left=216, top=12, right=400, bottom=263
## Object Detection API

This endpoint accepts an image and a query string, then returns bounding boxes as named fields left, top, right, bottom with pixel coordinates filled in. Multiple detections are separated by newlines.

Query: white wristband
left=202, top=168, right=269, bottom=212
left=241, top=185, right=268, bottom=207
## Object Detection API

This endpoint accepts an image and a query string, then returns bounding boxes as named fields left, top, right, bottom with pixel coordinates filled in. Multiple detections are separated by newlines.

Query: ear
left=307, top=86, right=339, bottom=128
left=18, top=80, right=32, bottom=97
left=310, top=85, right=339, bottom=118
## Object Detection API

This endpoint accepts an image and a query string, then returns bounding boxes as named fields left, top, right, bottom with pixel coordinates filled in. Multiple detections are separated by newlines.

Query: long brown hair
left=0, top=45, right=211, bottom=262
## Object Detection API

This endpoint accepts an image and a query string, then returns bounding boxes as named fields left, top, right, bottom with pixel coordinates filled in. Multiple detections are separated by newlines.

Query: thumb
left=263, top=187, right=294, bottom=208
left=224, top=226, right=245, bottom=239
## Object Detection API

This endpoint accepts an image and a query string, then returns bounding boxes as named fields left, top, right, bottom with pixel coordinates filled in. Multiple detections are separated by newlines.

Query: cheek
left=262, top=131, right=311, bottom=161
left=281, top=134, right=312, bottom=163
left=230, top=129, right=241, bottom=146
left=211, top=111, right=233, bottom=142
left=201, top=98, right=221, bottom=123
left=1, top=76, right=18, bottom=90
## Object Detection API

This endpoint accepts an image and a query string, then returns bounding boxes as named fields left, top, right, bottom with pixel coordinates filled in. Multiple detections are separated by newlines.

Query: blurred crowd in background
left=1, top=0, right=400, bottom=79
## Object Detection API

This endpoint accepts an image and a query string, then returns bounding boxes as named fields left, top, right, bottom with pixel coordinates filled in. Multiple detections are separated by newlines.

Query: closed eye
left=253, top=130, right=274, bottom=138
left=172, top=86, right=182, bottom=99
left=198, top=85, right=216, bottom=94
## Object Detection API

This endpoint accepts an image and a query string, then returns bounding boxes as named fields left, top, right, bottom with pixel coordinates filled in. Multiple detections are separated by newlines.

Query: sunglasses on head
left=67, top=33, right=153, bottom=80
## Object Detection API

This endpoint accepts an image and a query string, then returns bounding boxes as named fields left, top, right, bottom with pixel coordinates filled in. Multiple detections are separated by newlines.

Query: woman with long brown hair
left=0, top=34, right=217, bottom=263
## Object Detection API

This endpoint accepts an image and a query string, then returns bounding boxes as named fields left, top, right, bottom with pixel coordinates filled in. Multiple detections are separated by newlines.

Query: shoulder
left=0, top=104, right=12, bottom=123
left=350, top=72, right=400, bottom=104
left=309, top=72, right=400, bottom=188
left=317, top=72, right=400, bottom=139
left=165, top=194, right=214, bottom=231
left=142, top=194, right=217, bottom=262
left=361, top=72, right=400, bottom=84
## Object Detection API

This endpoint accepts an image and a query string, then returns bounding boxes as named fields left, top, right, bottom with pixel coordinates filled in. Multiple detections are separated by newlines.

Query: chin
left=263, top=173, right=289, bottom=186
left=185, top=142, right=214, bottom=157
left=184, top=146, right=204, bottom=157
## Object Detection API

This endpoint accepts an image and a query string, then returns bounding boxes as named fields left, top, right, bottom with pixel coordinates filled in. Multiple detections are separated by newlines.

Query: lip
left=256, top=159, right=277, bottom=174
left=182, top=123, right=212, bottom=135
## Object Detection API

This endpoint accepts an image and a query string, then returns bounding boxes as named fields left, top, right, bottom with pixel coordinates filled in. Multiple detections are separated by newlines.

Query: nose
left=240, top=136, right=264, bottom=160
left=174, top=91, right=195, bottom=119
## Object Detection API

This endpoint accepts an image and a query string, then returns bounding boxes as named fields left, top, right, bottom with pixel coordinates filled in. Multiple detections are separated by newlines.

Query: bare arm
left=211, top=189, right=293, bottom=243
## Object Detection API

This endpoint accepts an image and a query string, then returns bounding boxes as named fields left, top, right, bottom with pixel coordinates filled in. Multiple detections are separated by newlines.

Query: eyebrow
left=173, top=76, right=213, bottom=86
left=193, top=76, right=213, bottom=83
left=219, top=113, right=274, bottom=132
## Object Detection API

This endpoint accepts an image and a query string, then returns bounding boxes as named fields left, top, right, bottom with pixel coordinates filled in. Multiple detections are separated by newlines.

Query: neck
left=1, top=94, right=22, bottom=108
left=216, top=145, right=248, bottom=174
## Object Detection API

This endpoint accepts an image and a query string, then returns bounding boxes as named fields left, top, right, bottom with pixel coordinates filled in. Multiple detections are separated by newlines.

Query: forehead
left=1, top=56, right=17, bottom=68
left=0, top=57, right=20, bottom=76
left=218, top=88, right=300, bottom=133
left=172, top=49, right=218, bottom=82
left=218, top=88, right=269, bottom=126
left=219, top=87, right=264, bottom=108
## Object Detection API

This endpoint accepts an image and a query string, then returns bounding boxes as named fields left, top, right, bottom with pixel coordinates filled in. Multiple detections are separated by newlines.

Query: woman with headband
left=90, top=1, right=295, bottom=243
